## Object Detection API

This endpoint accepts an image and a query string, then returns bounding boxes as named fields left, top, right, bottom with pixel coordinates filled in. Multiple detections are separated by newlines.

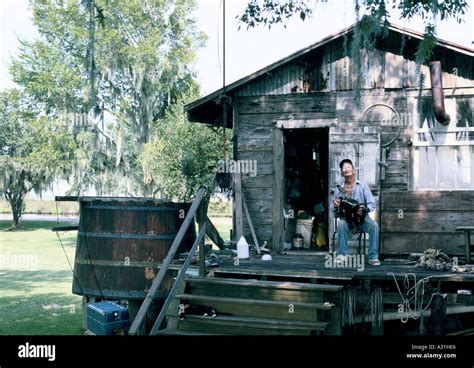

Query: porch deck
left=168, top=251, right=474, bottom=335
left=210, top=252, right=474, bottom=285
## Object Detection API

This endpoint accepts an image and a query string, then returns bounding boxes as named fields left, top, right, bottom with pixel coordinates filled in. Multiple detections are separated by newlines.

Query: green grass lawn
left=0, top=217, right=231, bottom=335
left=0, top=220, right=83, bottom=335
left=210, top=216, right=232, bottom=241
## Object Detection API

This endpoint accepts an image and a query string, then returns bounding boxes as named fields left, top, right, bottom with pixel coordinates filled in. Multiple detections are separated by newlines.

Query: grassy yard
left=0, top=221, right=83, bottom=335
left=0, top=217, right=232, bottom=335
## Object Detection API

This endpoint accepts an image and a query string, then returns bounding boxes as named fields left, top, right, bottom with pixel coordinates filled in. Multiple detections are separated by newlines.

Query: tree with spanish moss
left=0, top=89, right=77, bottom=229
left=10, top=0, right=207, bottom=197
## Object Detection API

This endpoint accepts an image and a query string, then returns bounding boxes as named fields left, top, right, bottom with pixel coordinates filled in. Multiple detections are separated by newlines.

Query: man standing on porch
left=333, top=159, right=381, bottom=266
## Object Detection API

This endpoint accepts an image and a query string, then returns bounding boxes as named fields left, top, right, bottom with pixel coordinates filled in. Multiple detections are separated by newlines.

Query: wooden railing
left=127, top=163, right=248, bottom=335
left=128, top=188, right=206, bottom=335
left=149, top=223, right=206, bottom=335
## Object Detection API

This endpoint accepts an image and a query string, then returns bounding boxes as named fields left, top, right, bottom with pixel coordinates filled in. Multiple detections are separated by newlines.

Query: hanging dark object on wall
left=429, top=61, right=450, bottom=125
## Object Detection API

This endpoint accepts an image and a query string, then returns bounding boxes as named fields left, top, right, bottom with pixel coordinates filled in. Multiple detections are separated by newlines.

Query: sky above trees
left=1, top=0, right=473, bottom=95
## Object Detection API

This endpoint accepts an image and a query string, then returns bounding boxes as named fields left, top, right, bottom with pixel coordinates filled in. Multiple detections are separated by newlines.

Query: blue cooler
left=86, top=301, right=131, bottom=335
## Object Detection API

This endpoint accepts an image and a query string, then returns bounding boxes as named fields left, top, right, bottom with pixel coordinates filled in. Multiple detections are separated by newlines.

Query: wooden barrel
left=72, top=197, right=195, bottom=300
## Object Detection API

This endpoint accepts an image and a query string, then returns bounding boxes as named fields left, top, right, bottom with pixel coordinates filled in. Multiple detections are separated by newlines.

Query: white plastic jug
left=237, top=236, right=249, bottom=259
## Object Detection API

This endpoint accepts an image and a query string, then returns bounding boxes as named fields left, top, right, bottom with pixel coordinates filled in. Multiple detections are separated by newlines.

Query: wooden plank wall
left=336, top=90, right=410, bottom=191
left=381, top=191, right=474, bottom=255
left=235, top=32, right=473, bottom=98
left=230, top=30, right=473, bottom=251
left=236, top=62, right=307, bottom=97
left=235, top=90, right=414, bottom=249
left=235, top=89, right=474, bottom=251
left=235, top=93, right=336, bottom=247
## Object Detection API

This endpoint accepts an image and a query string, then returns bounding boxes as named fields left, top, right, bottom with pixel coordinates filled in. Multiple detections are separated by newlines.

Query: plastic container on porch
left=296, top=219, right=313, bottom=249
left=237, top=236, right=249, bottom=259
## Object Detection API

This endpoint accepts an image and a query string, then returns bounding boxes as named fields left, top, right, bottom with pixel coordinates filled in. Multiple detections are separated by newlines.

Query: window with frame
left=414, top=97, right=474, bottom=190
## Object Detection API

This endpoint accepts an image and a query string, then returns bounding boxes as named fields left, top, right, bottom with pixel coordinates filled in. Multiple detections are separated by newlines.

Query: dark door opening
left=283, top=128, right=329, bottom=252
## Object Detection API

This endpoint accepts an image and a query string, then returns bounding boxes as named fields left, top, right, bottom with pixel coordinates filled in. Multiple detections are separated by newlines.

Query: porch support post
left=273, top=127, right=284, bottom=252
left=234, top=171, right=243, bottom=242
left=431, top=293, right=447, bottom=336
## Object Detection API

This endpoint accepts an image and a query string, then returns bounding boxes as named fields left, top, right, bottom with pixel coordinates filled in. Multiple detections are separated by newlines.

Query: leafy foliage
left=415, top=23, right=437, bottom=64
left=398, top=0, right=468, bottom=22
left=239, top=0, right=468, bottom=28
left=237, top=0, right=313, bottom=29
left=10, top=0, right=206, bottom=197
left=0, top=89, right=77, bottom=228
left=238, top=0, right=468, bottom=67
left=140, top=92, right=232, bottom=202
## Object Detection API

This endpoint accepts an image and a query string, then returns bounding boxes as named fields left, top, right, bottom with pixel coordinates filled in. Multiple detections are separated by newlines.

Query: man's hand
left=333, top=199, right=341, bottom=208
left=357, top=205, right=366, bottom=216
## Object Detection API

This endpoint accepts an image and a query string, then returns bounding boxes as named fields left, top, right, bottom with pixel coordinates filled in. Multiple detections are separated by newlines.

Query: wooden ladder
left=128, top=187, right=209, bottom=335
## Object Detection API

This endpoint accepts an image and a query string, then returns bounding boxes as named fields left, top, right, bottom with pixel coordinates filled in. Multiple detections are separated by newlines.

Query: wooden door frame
left=272, top=127, right=285, bottom=252
left=327, top=129, right=381, bottom=252
left=272, top=119, right=336, bottom=252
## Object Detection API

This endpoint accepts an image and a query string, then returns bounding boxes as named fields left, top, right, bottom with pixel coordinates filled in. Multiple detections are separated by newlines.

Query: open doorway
left=283, top=128, right=329, bottom=252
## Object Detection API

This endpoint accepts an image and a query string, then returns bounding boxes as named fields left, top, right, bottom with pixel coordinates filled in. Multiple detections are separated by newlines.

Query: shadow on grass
left=0, top=293, right=83, bottom=335
left=0, top=221, right=78, bottom=232
left=0, top=270, right=75, bottom=293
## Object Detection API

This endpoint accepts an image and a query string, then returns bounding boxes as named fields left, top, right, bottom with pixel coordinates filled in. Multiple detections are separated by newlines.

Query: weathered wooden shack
left=137, top=23, right=474, bottom=336
left=187, top=22, right=474, bottom=257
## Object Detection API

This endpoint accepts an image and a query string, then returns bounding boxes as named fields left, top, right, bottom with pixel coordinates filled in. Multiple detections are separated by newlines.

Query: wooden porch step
left=175, top=293, right=334, bottom=321
left=169, top=314, right=329, bottom=335
left=185, top=276, right=343, bottom=303
left=156, top=328, right=218, bottom=336
left=211, top=269, right=353, bottom=281
left=186, top=276, right=343, bottom=291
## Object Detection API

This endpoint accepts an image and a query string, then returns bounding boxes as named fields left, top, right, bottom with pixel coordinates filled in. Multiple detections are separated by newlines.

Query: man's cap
left=339, top=159, right=354, bottom=170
